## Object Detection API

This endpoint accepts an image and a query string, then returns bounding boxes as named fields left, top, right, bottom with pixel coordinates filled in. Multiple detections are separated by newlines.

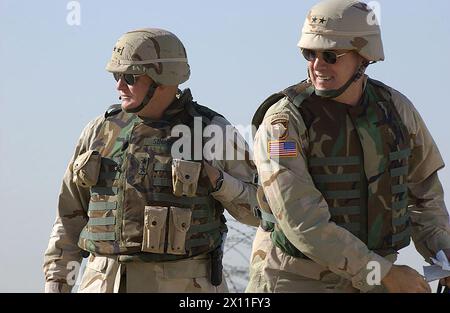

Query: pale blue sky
left=1, top=0, right=449, bottom=292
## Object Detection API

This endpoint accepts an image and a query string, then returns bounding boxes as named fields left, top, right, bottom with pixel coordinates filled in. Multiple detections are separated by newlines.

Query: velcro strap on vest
left=186, top=231, right=221, bottom=249
left=312, top=173, right=360, bottom=183
left=390, top=166, right=409, bottom=177
left=393, top=212, right=410, bottom=227
left=309, top=156, right=360, bottom=167
left=323, top=190, right=360, bottom=200
left=80, top=229, right=116, bottom=241
left=88, top=202, right=118, bottom=211
left=392, top=184, right=407, bottom=194
left=389, top=148, right=411, bottom=161
left=192, top=210, right=210, bottom=219
left=99, top=171, right=120, bottom=180
left=329, top=206, right=360, bottom=216
left=392, top=199, right=408, bottom=211
left=91, top=186, right=119, bottom=196
left=153, top=177, right=172, bottom=187
left=87, top=217, right=116, bottom=226
left=154, top=162, right=172, bottom=172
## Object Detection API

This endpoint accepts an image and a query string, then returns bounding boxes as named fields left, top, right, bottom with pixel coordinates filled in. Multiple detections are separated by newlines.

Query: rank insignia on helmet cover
left=309, top=15, right=328, bottom=26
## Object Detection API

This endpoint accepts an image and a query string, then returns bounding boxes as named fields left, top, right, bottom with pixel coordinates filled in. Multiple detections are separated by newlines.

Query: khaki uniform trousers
left=78, top=253, right=228, bottom=293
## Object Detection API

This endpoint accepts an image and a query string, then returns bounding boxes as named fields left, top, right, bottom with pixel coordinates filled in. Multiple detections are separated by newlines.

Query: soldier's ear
left=356, top=56, right=369, bottom=72
left=359, top=55, right=369, bottom=66
left=157, top=85, right=178, bottom=95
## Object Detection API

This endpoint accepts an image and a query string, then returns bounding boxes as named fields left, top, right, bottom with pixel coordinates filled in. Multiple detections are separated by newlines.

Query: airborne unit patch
left=270, top=122, right=288, bottom=140
left=268, top=113, right=289, bottom=139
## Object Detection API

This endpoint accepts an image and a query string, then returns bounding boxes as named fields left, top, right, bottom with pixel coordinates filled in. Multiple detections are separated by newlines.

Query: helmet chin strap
left=123, top=82, right=159, bottom=113
left=313, top=61, right=370, bottom=99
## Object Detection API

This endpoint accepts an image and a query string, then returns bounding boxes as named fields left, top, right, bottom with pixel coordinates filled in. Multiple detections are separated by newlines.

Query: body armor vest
left=76, top=91, right=226, bottom=262
left=253, top=79, right=412, bottom=257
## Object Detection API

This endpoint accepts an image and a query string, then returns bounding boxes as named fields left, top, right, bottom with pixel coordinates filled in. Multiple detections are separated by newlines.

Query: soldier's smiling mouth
left=315, top=73, right=334, bottom=82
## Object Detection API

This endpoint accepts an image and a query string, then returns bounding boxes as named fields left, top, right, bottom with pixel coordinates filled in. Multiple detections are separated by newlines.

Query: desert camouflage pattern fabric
left=106, top=28, right=190, bottom=86
left=247, top=75, right=450, bottom=292
left=77, top=97, right=225, bottom=259
left=264, top=78, right=412, bottom=256
left=77, top=254, right=228, bottom=293
left=246, top=226, right=396, bottom=293
left=43, top=89, right=259, bottom=292
left=298, top=0, right=384, bottom=62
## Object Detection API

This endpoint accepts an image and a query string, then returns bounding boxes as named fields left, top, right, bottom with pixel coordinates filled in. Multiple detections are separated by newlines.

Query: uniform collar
left=137, top=88, right=194, bottom=128
left=163, top=88, right=193, bottom=120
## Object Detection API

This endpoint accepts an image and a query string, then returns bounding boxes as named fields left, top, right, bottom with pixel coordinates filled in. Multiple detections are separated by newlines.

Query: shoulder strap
left=251, top=80, right=314, bottom=138
left=185, top=101, right=224, bottom=127
left=367, top=77, right=390, bottom=90
left=104, top=104, right=122, bottom=119
left=251, top=93, right=285, bottom=138
left=191, top=102, right=224, bottom=121
left=284, top=82, right=315, bottom=108
left=366, top=78, right=393, bottom=100
left=366, top=77, right=410, bottom=144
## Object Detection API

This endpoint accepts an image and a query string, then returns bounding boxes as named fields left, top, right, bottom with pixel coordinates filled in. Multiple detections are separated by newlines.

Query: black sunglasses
left=113, top=73, right=144, bottom=86
left=301, top=49, right=348, bottom=64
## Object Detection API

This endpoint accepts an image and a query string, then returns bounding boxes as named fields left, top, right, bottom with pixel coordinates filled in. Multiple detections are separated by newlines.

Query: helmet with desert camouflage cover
left=298, top=0, right=384, bottom=98
left=106, top=28, right=190, bottom=112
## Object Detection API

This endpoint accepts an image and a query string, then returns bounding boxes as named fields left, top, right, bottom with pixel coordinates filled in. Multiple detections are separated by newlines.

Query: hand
left=203, top=161, right=220, bottom=187
left=44, top=281, right=69, bottom=293
left=382, top=264, right=431, bottom=293
left=439, top=276, right=450, bottom=289
left=439, top=248, right=450, bottom=288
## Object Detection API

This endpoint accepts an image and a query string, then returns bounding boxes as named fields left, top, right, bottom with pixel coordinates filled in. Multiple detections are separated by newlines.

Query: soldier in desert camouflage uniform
left=43, top=28, right=258, bottom=293
left=247, top=0, right=450, bottom=293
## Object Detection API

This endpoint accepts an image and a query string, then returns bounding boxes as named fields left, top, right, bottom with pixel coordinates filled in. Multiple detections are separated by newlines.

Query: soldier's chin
left=314, top=79, right=336, bottom=90
left=121, top=100, right=137, bottom=110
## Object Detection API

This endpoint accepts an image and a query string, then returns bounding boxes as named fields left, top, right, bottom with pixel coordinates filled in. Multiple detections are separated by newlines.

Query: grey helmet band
left=298, top=0, right=383, bottom=99
left=106, top=28, right=190, bottom=86
left=112, top=58, right=188, bottom=66
left=123, top=82, right=159, bottom=113
left=298, top=1, right=385, bottom=62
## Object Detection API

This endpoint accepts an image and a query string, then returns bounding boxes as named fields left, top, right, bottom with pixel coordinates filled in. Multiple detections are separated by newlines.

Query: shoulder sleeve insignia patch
left=268, top=113, right=289, bottom=124
left=268, top=113, right=289, bottom=139
left=268, top=140, right=298, bottom=158
left=270, top=122, right=288, bottom=140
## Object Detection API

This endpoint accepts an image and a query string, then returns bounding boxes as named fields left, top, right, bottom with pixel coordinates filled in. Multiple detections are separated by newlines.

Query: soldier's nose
left=313, top=56, right=329, bottom=70
left=116, top=78, right=128, bottom=91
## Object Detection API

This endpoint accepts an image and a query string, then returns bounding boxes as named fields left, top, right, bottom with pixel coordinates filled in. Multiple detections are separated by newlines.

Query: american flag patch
left=268, top=140, right=297, bottom=158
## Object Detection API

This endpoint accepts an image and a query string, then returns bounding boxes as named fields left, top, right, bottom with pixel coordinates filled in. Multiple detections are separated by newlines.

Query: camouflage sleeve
left=208, top=116, right=259, bottom=227
left=254, top=98, right=392, bottom=292
left=43, top=115, right=104, bottom=292
left=390, top=89, right=450, bottom=260
left=409, top=172, right=450, bottom=261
